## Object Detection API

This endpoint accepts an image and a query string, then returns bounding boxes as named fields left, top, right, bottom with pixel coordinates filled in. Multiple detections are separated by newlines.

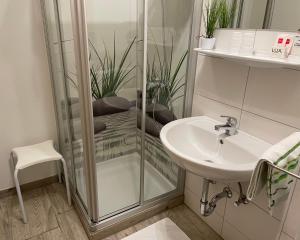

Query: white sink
left=160, top=116, right=271, bottom=182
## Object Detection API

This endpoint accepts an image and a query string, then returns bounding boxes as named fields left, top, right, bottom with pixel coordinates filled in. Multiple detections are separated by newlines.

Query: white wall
left=185, top=29, right=300, bottom=240
left=0, top=0, right=57, bottom=191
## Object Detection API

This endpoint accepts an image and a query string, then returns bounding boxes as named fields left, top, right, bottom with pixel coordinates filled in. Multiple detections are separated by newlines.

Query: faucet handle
left=220, top=115, right=238, bottom=127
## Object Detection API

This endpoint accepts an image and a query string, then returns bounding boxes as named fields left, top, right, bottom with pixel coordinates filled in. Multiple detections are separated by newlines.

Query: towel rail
left=266, top=162, right=300, bottom=181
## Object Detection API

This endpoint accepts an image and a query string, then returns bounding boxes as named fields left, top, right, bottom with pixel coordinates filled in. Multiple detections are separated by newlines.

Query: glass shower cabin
left=41, top=0, right=196, bottom=234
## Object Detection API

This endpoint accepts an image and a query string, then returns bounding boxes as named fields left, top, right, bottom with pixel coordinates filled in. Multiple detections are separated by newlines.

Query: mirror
left=202, top=0, right=300, bottom=31
left=268, top=0, right=300, bottom=31
left=238, top=0, right=268, bottom=29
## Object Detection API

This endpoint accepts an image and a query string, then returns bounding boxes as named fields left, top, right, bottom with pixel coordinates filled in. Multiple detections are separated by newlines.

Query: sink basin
left=160, top=116, right=271, bottom=182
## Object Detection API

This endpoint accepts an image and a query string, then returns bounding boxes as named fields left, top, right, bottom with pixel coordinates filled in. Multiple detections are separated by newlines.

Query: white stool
left=11, top=140, right=71, bottom=223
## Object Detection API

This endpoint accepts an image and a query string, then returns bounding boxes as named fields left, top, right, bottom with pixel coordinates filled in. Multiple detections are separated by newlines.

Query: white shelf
left=194, top=48, right=300, bottom=70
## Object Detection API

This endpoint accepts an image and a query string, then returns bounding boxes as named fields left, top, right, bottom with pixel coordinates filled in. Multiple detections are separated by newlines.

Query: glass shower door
left=143, top=0, right=193, bottom=201
left=84, top=0, right=193, bottom=219
left=42, top=0, right=75, bottom=187
left=85, top=0, right=142, bottom=218
left=43, top=0, right=194, bottom=224
left=42, top=0, right=89, bottom=209
left=56, top=0, right=94, bottom=209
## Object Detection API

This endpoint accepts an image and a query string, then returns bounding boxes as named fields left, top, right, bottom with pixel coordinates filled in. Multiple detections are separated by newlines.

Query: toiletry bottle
left=284, top=37, right=294, bottom=57
left=272, top=34, right=288, bottom=58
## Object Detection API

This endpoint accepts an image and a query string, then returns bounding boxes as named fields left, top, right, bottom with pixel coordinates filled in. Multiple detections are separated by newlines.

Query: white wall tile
left=229, top=180, right=288, bottom=221
left=222, top=220, right=249, bottom=240
left=185, top=171, right=203, bottom=196
left=184, top=188, right=223, bottom=234
left=192, top=94, right=241, bottom=123
left=243, top=68, right=300, bottom=129
left=189, top=29, right=300, bottom=240
left=201, top=212, right=224, bottom=236
left=195, top=55, right=249, bottom=108
left=240, top=111, right=298, bottom=144
left=184, top=187, right=200, bottom=215
left=224, top=191, right=281, bottom=240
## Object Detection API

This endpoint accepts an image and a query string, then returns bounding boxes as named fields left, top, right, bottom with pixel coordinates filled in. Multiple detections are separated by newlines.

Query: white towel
left=247, top=132, right=300, bottom=209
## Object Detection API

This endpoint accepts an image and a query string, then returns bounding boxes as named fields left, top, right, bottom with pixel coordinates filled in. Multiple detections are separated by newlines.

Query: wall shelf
left=194, top=48, right=300, bottom=70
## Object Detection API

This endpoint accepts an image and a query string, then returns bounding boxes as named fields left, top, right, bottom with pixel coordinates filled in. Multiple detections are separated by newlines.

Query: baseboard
left=0, top=175, right=59, bottom=199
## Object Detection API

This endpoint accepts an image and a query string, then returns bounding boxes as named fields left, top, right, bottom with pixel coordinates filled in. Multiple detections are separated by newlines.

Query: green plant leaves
left=87, top=34, right=187, bottom=110
left=219, top=0, right=238, bottom=28
left=89, top=35, right=136, bottom=99
left=147, top=39, right=188, bottom=110
left=203, top=0, right=238, bottom=38
left=204, top=0, right=220, bottom=38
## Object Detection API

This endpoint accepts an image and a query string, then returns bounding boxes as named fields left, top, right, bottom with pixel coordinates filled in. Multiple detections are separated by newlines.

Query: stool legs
left=61, top=158, right=71, bottom=205
left=56, top=161, right=62, bottom=183
left=14, top=169, right=28, bottom=224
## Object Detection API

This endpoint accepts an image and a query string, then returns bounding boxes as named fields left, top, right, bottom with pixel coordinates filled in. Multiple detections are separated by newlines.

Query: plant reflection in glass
left=147, top=39, right=188, bottom=111
left=89, top=35, right=136, bottom=99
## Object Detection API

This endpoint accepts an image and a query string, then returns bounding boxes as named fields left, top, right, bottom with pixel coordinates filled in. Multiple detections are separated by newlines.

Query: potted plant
left=201, top=0, right=220, bottom=49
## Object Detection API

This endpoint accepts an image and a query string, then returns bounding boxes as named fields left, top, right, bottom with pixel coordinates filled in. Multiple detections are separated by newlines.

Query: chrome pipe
left=200, top=179, right=232, bottom=217
left=200, top=179, right=211, bottom=216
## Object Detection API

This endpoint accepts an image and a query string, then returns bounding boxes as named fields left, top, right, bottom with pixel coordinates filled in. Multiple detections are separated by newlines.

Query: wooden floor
left=0, top=183, right=222, bottom=240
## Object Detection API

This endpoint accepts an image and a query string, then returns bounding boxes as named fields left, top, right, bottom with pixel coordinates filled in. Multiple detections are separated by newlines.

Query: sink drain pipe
left=200, top=179, right=233, bottom=216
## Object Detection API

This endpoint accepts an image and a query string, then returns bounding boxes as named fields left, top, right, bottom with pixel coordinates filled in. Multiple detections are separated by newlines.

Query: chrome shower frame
left=41, top=0, right=202, bottom=238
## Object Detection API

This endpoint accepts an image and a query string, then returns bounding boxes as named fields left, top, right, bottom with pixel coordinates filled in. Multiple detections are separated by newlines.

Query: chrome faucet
left=214, top=115, right=238, bottom=136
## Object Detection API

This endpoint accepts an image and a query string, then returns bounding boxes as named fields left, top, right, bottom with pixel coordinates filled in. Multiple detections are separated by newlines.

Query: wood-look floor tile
left=57, top=209, right=88, bottom=240
left=0, top=181, right=222, bottom=240
left=28, top=228, right=65, bottom=240
left=45, top=183, right=71, bottom=214
left=0, top=196, right=12, bottom=240
left=9, top=188, right=58, bottom=240
left=168, top=209, right=203, bottom=240
left=177, top=205, right=223, bottom=240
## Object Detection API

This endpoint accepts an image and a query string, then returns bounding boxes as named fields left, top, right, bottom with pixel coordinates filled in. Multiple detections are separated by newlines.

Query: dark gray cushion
left=93, top=97, right=130, bottom=116
left=137, top=110, right=163, bottom=138
left=68, top=97, right=79, bottom=105
left=137, top=90, right=143, bottom=109
left=94, top=119, right=106, bottom=134
left=70, top=118, right=106, bottom=140
left=129, top=100, right=137, bottom=108
left=69, top=102, right=80, bottom=119
left=146, top=103, right=177, bottom=125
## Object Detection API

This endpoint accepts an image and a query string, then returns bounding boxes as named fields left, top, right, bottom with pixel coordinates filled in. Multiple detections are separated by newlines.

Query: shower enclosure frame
left=41, top=0, right=202, bottom=236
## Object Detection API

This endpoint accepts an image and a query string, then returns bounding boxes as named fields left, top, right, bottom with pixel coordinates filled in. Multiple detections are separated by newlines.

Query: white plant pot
left=200, top=37, right=216, bottom=50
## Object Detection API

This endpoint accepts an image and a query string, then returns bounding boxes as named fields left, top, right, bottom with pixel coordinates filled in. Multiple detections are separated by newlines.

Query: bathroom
left=0, top=0, right=300, bottom=239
